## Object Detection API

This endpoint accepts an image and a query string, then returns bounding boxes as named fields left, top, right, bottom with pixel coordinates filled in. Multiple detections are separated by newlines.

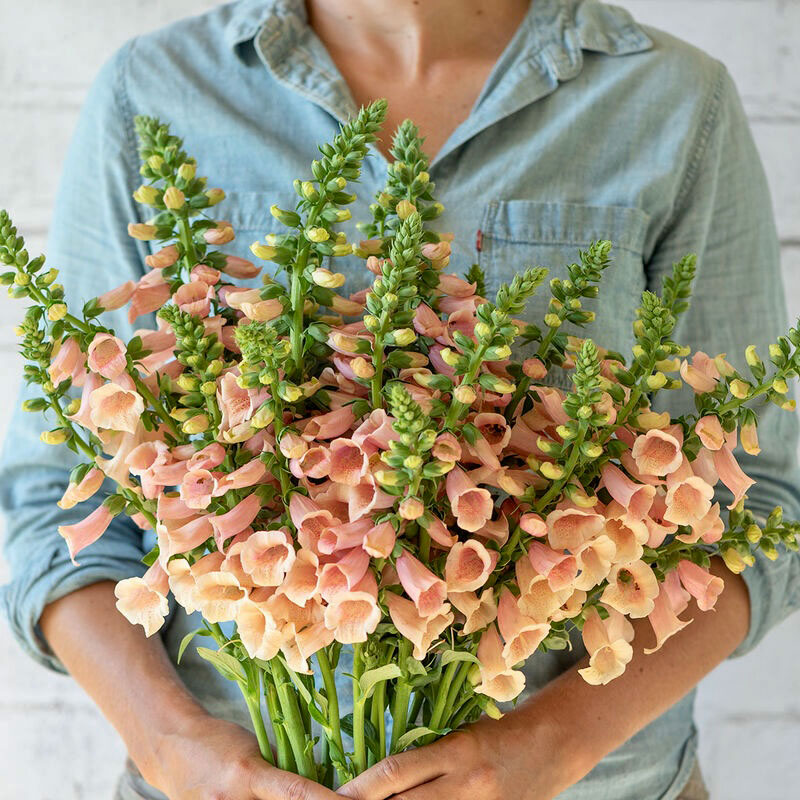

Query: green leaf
left=177, top=627, right=212, bottom=664
left=440, top=650, right=480, bottom=668
left=358, top=664, right=403, bottom=703
left=404, top=657, right=427, bottom=676
left=195, top=647, right=246, bottom=684
left=395, top=726, right=448, bottom=751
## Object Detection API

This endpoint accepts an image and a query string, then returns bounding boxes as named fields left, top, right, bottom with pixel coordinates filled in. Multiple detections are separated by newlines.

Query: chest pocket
left=477, top=201, right=650, bottom=379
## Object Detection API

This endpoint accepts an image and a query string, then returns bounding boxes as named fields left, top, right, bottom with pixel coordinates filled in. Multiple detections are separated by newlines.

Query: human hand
left=145, top=710, right=339, bottom=800
left=336, top=713, right=578, bottom=800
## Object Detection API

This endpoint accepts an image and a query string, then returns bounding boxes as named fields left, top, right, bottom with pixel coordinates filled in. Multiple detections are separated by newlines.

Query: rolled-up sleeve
left=0, top=39, right=152, bottom=672
left=646, top=63, right=800, bottom=656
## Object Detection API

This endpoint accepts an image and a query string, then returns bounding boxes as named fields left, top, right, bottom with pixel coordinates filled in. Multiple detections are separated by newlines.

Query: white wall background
left=0, top=1, right=797, bottom=798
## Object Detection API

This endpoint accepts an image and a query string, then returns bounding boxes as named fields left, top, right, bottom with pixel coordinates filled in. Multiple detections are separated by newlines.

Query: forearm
left=510, top=557, right=750, bottom=784
left=39, top=580, right=205, bottom=785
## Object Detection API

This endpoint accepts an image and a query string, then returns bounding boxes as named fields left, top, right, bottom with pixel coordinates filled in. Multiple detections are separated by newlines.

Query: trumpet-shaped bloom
left=396, top=550, right=448, bottom=616
left=601, top=560, right=660, bottom=618
left=114, top=562, right=170, bottom=637
left=449, top=588, right=497, bottom=634
left=630, top=429, right=683, bottom=476
left=301, top=407, right=355, bottom=440
left=572, top=534, right=617, bottom=591
left=174, top=280, right=214, bottom=318
left=48, top=336, right=87, bottom=387
left=713, top=445, right=755, bottom=509
left=323, top=572, right=380, bottom=643
left=240, top=529, right=296, bottom=587
left=644, top=577, right=693, bottom=654
left=97, top=280, right=136, bottom=311
left=602, top=506, right=648, bottom=563
left=600, top=464, right=655, bottom=520
left=474, top=624, right=526, bottom=702
left=58, top=503, right=115, bottom=564
left=87, top=334, right=128, bottom=380
left=546, top=508, right=605, bottom=552
left=318, top=517, right=373, bottom=555
left=680, top=355, right=718, bottom=393
left=519, top=512, right=547, bottom=537
left=445, top=539, right=498, bottom=592
left=328, top=438, right=369, bottom=485
left=527, top=541, right=577, bottom=592
left=695, top=415, right=725, bottom=451
left=180, top=468, right=218, bottom=510
left=214, top=458, right=267, bottom=495
left=236, top=598, right=282, bottom=660
left=209, top=492, right=262, bottom=548
left=289, top=493, right=340, bottom=554
left=58, top=467, right=105, bottom=510
left=677, top=559, right=724, bottom=611
left=279, top=549, right=320, bottom=607
left=193, top=569, right=247, bottom=623
left=445, top=468, right=493, bottom=532
left=577, top=606, right=634, bottom=685
left=89, top=382, right=145, bottom=434
left=129, top=269, right=171, bottom=322
left=385, top=592, right=453, bottom=660
left=363, top=521, right=396, bottom=558
left=318, top=547, right=370, bottom=601
left=497, top=588, right=550, bottom=665
left=664, top=475, right=714, bottom=526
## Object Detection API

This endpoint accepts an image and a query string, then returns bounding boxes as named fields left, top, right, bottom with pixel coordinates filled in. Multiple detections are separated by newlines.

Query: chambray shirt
left=3, top=1, right=799, bottom=798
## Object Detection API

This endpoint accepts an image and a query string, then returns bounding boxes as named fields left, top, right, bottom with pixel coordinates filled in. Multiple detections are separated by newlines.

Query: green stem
left=504, top=376, right=531, bottom=421
left=177, top=215, right=199, bottom=267
left=289, top=243, right=310, bottom=379
left=371, top=681, right=386, bottom=763
left=132, top=373, right=181, bottom=436
left=450, top=696, right=479, bottom=729
left=534, top=424, right=587, bottom=513
left=444, top=342, right=488, bottom=428
left=316, top=649, right=346, bottom=782
left=49, top=399, right=96, bottom=460
left=407, top=690, right=424, bottom=729
left=389, top=639, right=412, bottom=753
left=271, top=659, right=316, bottom=779
left=424, top=660, right=459, bottom=743
left=442, top=662, right=472, bottom=729
left=370, top=333, right=385, bottom=408
left=352, top=644, right=368, bottom=774
left=243, top=666, right=274, bottom=765
left=264, top=672, right=294, bottom=772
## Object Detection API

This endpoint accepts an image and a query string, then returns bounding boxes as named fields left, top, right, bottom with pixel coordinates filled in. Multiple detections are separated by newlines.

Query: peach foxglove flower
left=240, top=529, right=296, bottom=587
left=278, top=548, right=320, bottom=607
left=572, top=534, right=616, bottom=591
left=328, top=438, right=369, bottom=485
left=180, top=468, right=218, bottom=510
left=194, top=570, right=247, bottom=623
left=58, top=467, right=105, bottom=510
left=449, top=588, right=497, bottom=634
left=676, top=501, right=723, bottom=544
left=712, top=445, right=755, bottom=509
left=174, top=280, right=214, bottom=318
left=398, top=495, right=425, bottom=520
left=191, top=264, right=221, bottom=284
left=578, top=606, right=634, bottom=685
left=290, top=445, right=332, bottom=480
left=281, top=620, right=335, bottom=675
left=474, top=624, right=526, bottom=702
left=58, top=503, right=115, bottom=564
left=363, top=521, right=397, bottom=558
left=445, top=539, right=498, bottom=593
left=217, top=372, right=253, bottom=433
left=129, top=269, right=171, bottom=322
left=214, top=458, right=267, bottom=495
left=413, top=302, right=447, bottom=339
left=546, top=508, right=604, bottom=551
left=48, top=336, right=86, bottom=387
left=644, top=577, right=692, bottom=654
left=300, top=407, right=355, bottom=440
left=431, top=432, right=462, bottom=463
left=209, top=492, right=262, bottom=547
left=351, top=409, right=399, bottom=452
left=318, top=517, right=372, bottom=555
left=324, top=572, right=381, bottom=643
left=289, top=493, right=339, bottom=554
left=601, top=560, right=660, bottom=618
left=527, top=541, right=577, bottom=592
left=114, top=562, right=170, bottom=637
left=224, top=254, right=260, bottom=278
left=385, top=592, right=453, bottom=660
left=679, top=353, right=719, bottom=393
left=603, top=504, right=649, bottom=563
left=420, top=513, right=457, bottom=549
left=519, top=512, right=547, bottom=537
left=695, top=415, right=725, bottom=451
left=237, top=597, right=282, bottom=660
left=630, top=429, right=683, bottom=476
left=97, top=280, right=136, bottom=311
left=664, top=475, right=714, bottom=526
left=445, top=468, right=493, bottom=532
left=160, top=515, right=215, bottom=559
left=89, top=382, right=144, bottom=434
left=318, top=547, right=370, bottom=601
left=600, top=464, right=656, bottom=520
left=740, top=420, right=761, bottom=456
left=240, top=298, right=284, bottom=322
left=145, top=244, right=178, bottom=269
left=437, top=273, right=476, bottom=297
left=522, top=358, right=547, bottom=380
left=676, top=559, right=724, bottom=611
left=516, top=572, right=572, bottom=623
left=87, top=334, right=129, bottom=381
left=204, top=223, right=235, bottom=244
left=497, top=588, right=550, bottom=665
left=396, top=550, right=448, bottom=616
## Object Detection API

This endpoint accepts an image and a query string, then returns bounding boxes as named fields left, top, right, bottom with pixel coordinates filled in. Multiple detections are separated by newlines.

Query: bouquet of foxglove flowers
left=2, top=100, right=798, bottom=787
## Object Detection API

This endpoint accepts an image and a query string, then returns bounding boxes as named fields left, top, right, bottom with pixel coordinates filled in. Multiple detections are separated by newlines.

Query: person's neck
left=306, top=0, right=531, bottom=79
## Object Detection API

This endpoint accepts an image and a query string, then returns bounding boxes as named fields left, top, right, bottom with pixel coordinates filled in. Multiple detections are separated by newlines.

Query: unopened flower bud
left=205, top=188, right=225, bottom=206
left=311, top=268, right=346, bottom=289
left=278, top=382, right=303, bottom=403
left=177, top=374, right=200, bottom=392
left=745, top=524, right=762, bottom=544
left=540, top=461, right=564, bottom=480
left=301, top=181, right=318, bottom=200
left=351, top=357, right=375, bottom=379
left=177, top=162, right=196, bottom=181
left=713, top=354, right=736, bottom=377
left=721, top=547, right=747, bottom=574
left=646, top=372, right=668, bottom=390
left=251, top=404, right=275, bottom=429
left=439, top=348, right=460, bottom=367
left=544, top=313, right=561, bottom=328
left=454, top=384, right=477, bottom=404
left=250, top=242, right=278, bottom=260
left=128, top=223, right=158, bottom=241
left=147, top=155, right=164, bottom=170
left=332, top=243, right=353, bottom=257
left=40, top=429, right=69, bottom=445
left=474, top=321, right=492, bottom=340
left=396, top=200, right=416, bottom=220
left=305, top=227, right=330, bottom=243
left=399, top=496, right=425, bottom=520
left=163, top=186, right=185, bottom=210
left=47, top=303, right=67, bottom=321
left=182, top=414, right=210, bottom=434
left=133, top=185, right=160, bottom=205
left=745, top=345, right=763, bottom=370
left=729, top=379, right=750, bottom=399
left=392, top=328, right=416, bottom=347
left=772, top=377, right=789, bottom=395
left=64, top=397, right=81, bottom=415
left=200, top=381, right=217, bottom=396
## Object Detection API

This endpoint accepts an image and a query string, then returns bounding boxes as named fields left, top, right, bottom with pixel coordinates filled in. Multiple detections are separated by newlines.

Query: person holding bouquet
left=2, top=2, right=798, bottom=800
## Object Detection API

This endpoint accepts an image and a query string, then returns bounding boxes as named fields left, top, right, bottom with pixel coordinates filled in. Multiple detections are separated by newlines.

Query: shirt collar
left=225, top=0, right=653, bottom=165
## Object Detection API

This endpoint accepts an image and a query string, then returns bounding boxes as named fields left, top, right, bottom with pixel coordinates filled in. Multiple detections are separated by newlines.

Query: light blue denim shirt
left=3, top=1, right=799, bottom=798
